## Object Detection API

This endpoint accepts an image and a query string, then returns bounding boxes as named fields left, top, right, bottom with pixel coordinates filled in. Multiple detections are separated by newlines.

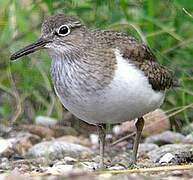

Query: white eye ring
left=57, top=25, right=70, bottom=37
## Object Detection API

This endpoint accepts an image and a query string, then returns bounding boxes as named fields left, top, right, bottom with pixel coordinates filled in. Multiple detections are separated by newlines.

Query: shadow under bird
left=10, top=14, right=178, bottom=168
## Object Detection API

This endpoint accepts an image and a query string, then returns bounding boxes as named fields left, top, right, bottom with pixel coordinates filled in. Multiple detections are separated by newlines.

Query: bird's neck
left=50, top=46, right=102, bottom=95
left=50, top=46, right=84, bottom=79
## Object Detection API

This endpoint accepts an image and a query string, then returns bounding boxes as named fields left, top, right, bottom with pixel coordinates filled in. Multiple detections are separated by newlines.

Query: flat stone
left=27, top=141, right=92, bottom=160
left=147, top=144, right=193, bottom=163
left=138, top=143, right=159, bottom=156
left=145, top=131, right=185, bottom=145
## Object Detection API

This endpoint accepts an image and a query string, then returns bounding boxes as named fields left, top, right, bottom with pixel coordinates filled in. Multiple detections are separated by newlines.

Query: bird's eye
left=57, top=25, right=70, bottom=36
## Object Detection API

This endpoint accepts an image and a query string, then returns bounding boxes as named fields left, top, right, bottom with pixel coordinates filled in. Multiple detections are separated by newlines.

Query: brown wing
left=122, top=43, right=178, bottom=91
left=138, top=60, right=178, bottom=91
left=92, top=30, right=178, bottom=91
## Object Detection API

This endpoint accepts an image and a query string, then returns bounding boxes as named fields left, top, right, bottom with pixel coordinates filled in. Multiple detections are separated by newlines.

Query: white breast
left=54, top=49, right=165, bottom=125
left=100, top=49, right=165, bottom=123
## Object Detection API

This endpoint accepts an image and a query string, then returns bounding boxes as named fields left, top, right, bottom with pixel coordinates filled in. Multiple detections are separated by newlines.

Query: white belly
left=55, top=50, right=165, bottom=124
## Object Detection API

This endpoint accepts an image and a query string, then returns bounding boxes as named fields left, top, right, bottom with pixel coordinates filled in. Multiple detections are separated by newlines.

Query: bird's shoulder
left=92, top=30, right=156, bottom=61
left=92, top=30, right=178, bottom=91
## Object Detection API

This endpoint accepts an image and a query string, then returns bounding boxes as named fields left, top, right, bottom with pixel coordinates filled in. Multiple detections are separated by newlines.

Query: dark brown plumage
left=91, top=30, right=178, bottom=91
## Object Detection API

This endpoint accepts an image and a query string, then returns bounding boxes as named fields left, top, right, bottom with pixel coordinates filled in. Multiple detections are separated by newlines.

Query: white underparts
left=51, top=49, right=165, bottom=124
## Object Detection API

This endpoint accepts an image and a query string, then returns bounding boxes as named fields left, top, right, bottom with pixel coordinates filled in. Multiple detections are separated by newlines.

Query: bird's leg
left=132, top=117, right=144, bottom=163
left=97, top=124, right=106, bottom=168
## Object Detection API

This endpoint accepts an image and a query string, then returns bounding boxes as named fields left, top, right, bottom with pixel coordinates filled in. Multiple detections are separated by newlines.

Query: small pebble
left=159, top=153, right=175, bottom=164
left=108, top=165, right=125, bottom=170
left=90, top=134, right=98, bottom=145
left=35, top=116, right=57, bottom=126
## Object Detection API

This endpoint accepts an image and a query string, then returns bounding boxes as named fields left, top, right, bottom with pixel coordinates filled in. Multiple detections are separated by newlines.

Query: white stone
left=90, top=134, right=98, bottom=145
left=46, top=164, right=73, bottom=175
left=0, top=138, right=14, bottom=154
left=112, top=125, right=121, bottom=135
left=35, top=116, right=57, bottom=126
left=159, top=153, right=175, bottom=164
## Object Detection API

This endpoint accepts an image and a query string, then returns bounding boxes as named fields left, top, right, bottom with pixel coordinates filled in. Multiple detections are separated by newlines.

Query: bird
left=10, top=14, right=178, bottom=168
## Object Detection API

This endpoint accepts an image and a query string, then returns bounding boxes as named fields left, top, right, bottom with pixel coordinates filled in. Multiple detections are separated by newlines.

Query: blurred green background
left=0, top=0, right=193, bottom=130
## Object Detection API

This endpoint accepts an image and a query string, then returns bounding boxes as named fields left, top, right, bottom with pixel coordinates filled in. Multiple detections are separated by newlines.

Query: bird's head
left=10, top=14, right=85, bottom=61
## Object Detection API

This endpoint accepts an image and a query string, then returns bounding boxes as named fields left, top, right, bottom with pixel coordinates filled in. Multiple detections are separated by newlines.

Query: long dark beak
left=10, top=38, right=51, bottom=61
